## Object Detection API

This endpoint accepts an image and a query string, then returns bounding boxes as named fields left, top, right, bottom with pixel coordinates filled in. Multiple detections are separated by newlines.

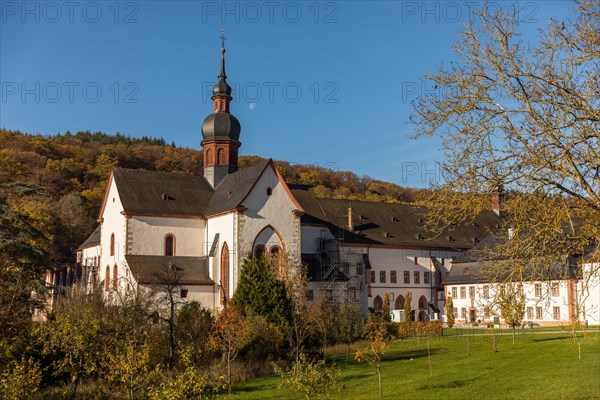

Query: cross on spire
left=220, top=29, right=226, bottom=51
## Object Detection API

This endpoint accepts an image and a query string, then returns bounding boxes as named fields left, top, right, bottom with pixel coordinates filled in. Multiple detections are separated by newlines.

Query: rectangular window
left=453, top=307, right=458, bottom=318
left=356, top=266, right=363, bottom=276
left=483, top=285, right=490, bottom=299
left=180, top=289, right=188, bottom=299
left=370, top=271, right=375, bottom=283
left=527, top=307, right=533, bottom=319
left=404, top=271, right=410, bottom=284
left=306, top=290, right=314, bottom=301
left=414, top=271, right=420, bottom=284
left=451, top=287, right=457, bottom=299
left=380, top=271, right=386, bottom=283
left=551, top=282, right=559, bottom=297
left=461, top=307, right=466, bottom=319
left=553, top=306, right=560, bottom=320
left=414, top=257, right=418, bottom=265
left=390, top=271, right=397, bottom=284
left=535, top=283, right=542, bottom=298
left=342, top=264, right=350, bottom=275
left=424, top=272, right=430, bottom=284
left=460, top=286, right=466, bottom=299
left=536, top=306, right=543, bottom=320
left=517, top=284, right=524, bottom=297
left=469, top=286, right=475, bottom=299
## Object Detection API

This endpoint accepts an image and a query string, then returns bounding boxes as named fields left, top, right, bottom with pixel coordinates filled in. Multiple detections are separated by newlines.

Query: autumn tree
left=308, top=297, right=336, bottom=354
left=496, top=284, right=525, bottom=344
left=39, top=287, right=113, bottom=399
left=335, top=301, right=365, bottom=363
left=355, top=316, right=390, bottom=400
left=411, top=1, right=600, bottom=301
left=404, top=292, right=413, bottom=322
left=152, top=263, right=187, bottom=370
left=285, top=262, right=311, bottom=366
left=382, top=293, right=391, bottom=322
left=275, top=352, right=341, bottom=400
left=210, top=306, right=252, bottom=394
left=0, top=183, right=52, bottom=339
left=175, top=301, right=214, bottom=366
left=445, top=295, right=455, bottom=329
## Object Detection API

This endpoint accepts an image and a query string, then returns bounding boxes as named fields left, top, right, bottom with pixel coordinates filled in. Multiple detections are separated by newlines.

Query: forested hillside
left=0, top=129, right=429, bottom=263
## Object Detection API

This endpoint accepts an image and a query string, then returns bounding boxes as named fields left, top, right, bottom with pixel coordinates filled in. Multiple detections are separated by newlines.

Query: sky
left=0, top=0, right=577, bottom=187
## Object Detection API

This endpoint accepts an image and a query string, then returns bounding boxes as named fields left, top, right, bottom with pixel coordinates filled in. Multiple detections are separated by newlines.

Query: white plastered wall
left=445, top=280, right=571, bottom=325
left=367, top=247, right=462, bottom=318
left=206, top=212, right=236, bottom=307
left=581, top=263, right=600, bottom=325
left=99, top=177, right=126, bottom=290
left=127, top=216, right=205, bottom=256
left=238, top=165, right=301, bottom=281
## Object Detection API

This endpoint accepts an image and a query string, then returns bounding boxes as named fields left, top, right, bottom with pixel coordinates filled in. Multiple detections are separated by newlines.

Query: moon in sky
left=249, top=103, right=256, bottom=110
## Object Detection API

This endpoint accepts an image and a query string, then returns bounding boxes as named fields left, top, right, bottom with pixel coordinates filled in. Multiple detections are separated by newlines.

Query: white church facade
left=58, top=41, right=599, bottom=327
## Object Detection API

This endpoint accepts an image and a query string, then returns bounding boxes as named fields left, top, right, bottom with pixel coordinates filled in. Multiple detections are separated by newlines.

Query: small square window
left=180, top=289, right=188, bottom=298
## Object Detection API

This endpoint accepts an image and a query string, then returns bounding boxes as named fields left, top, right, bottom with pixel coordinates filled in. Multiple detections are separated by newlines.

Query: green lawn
left=227, top=331, right=600, bottom=400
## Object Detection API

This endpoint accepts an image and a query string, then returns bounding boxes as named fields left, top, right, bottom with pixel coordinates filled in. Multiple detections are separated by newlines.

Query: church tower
left=201, top=31, right=241, bottom=188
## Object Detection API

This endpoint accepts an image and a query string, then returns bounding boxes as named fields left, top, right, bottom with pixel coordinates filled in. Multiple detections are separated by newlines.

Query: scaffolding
left=315, top=226, right=364, bottom=306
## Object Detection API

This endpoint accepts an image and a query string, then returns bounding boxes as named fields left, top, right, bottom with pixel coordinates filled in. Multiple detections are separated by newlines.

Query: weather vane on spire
left=220, top=29, right=226, bottom=51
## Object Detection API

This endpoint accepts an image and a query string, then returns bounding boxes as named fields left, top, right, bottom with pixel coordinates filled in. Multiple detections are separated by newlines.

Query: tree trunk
left=346, top=344, right=350, bottom=364
left=377, top=365, right=382, bottom=400
left=228, top=347, right=233, bottom=394
left=69, top=371, right=80, bottom=400
left=512, top=326, right=515, bottom=345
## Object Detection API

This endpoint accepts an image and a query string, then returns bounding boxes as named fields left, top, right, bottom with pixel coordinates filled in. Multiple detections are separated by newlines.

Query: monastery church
left=71, top=41, right=599, bottom=326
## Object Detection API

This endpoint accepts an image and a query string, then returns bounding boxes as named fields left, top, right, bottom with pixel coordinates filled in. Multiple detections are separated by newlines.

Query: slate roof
left=125, top=255, right=213, bottom=285
left=205, top=160, right=270, bottom=215
left=290, top=185, right=500, bottom=249
left=78, top=225, right=101, bottom=250
left=113, top=168, right=213, bottom=216
left=111, top=161, right=273, bottom=218
left=444, top=259, right=574, bottom=285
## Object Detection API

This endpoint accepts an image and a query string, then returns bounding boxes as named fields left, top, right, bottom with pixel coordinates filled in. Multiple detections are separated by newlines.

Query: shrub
left=396, top=321, right=442, bottom=338
left=0, top=357, right=42, bottom=400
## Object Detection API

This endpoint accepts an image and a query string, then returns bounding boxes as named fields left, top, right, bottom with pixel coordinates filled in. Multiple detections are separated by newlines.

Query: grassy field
left=227, top=330, right=600, bottom=400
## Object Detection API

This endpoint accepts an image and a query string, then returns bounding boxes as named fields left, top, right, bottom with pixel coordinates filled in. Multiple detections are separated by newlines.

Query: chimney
left=491, top=184, right=504, bottom=216
left=348, top=207, right=353, bottom=232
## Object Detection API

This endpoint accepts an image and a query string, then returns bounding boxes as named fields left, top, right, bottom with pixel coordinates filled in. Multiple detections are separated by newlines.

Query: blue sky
left=1, top=1, right=576, bottom=187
